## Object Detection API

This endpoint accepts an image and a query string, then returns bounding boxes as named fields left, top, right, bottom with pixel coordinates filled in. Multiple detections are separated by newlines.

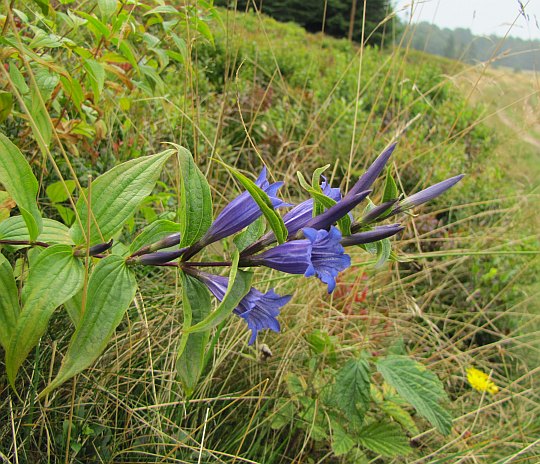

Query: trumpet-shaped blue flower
left=242, top=226, right=351, bottom=293
left=192, top=270, right=291, bottom=345
left=240, top=179, right=342, bottom=256
left=184, top=168, right=289, bottom=259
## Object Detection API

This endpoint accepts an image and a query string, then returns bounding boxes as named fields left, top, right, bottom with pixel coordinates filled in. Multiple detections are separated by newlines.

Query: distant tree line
left=400, top=22, right=540, bottom=71
left=215, top=0, right=395, bottom=46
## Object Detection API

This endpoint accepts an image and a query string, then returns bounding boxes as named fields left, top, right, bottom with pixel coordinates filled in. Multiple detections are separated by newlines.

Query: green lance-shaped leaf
left=0, top=91, right=13, bottom=123
left=176, top=146, right=213, bottom=247
left=184, top=251, right=253, bottom=334
left=40, top=256, right=136, bottom=396
left=70, top=149, right=174, bottom=246
left=358, top=421, right=411, bottom=457
left=0, top=216, right=73, bottom=248
left=334, top=357, right=371, bottom=421
left=0, top=133, right=42, bottom=240
left=218, top=161, right=288, bottom=244
left=377, top=355, right=453, bottom=435
left=0, top=254, right=20, bottom=351
left=176, top=271, right=212, bottom=395
left=6, top=245, right=84, bottom=386
left=382, top=167, right=399, bottom=204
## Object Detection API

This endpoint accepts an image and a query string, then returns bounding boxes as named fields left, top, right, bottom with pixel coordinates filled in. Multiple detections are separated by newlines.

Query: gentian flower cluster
left=129, top=145, right=464, bottom=345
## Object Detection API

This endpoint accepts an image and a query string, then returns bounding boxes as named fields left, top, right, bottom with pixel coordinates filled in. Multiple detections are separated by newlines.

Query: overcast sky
left=394, top=0, right=540, bottom=40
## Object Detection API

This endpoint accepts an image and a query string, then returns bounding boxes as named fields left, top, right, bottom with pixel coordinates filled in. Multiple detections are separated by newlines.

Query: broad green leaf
left=0, top=254, right=20, bottom=350
left=330, top=419, right=355, bottom=456
left=6, top=245, right=84, bottom=385
left=98, top=0, right=117, bottom=19
left=0, top=91, right=13, bottom=123
left=0, top=216, right=73, bottom=248
left=334, top=357, right=371, bottom=420
left=377, top=355, right=452, bottom=435
left=233, top=216, right=265, bottom=251
left=64, top=290, right=83, bottom=327
left=382, top=167, right=399, bottom=204
left=129, top=219, right=181, bottom=253
left=60, top=74, right=84, bottom=110
left=184, top=251, right=253, bottom=333
left=176, top=146, right=212, bottom=247
left=220, top=162, right=287, bottom=244
left=380, top=400, right=420, bottom=436
left=83, top=59, right=105, bottom=103
left=46, top=180, right=77, bottom=204
left=358, top=422, right=411, bottom=457
left=176, top=271, right=211, bottom=395
left=70, top=150, right=174, bottom=246
left=0, top=133, right=42, bottom=240
left=41, top=255, right=136, bottom=396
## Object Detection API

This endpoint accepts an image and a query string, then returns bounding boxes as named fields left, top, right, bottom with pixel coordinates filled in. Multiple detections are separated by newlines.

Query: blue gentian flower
left=191, top=270, right=291, bottom=345
left=240, top=179, right=342, bottom=256
left=303, top=227, right=351, bottom=293
left=184, top=168, right=289, bottom=259
left=243, top=226, right=351, bottom=293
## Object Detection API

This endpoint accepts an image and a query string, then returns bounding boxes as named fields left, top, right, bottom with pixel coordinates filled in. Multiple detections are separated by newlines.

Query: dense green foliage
left=216, top=0, right=394, bottom=45
left=402, top=22, right=540, bottom=70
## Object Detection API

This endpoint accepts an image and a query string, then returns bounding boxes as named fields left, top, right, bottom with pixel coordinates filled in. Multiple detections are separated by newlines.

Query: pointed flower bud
left=130, top=233, right=181, bottom=258
left=341, top=224, right=404, bottom=247
left=189, top=269, right=291, bottom=345
left=354, top=199, right=398, bottom=229
left=74, top=239, right=113, bottom=257
left=393, top=174, right=465, bottom=213
left=131, top=249, right=186, bottom=265
left=346, top=142, right=396, bottom=198
left=304, top=189, right=371, bottom=231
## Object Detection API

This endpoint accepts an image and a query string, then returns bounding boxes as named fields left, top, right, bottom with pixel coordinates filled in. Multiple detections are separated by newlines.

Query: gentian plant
left=0, top=135, right=463, bottom=398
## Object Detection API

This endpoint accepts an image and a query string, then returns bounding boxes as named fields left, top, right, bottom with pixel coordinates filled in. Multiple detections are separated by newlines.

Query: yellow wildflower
left=466, top=367, right=499, bottom=395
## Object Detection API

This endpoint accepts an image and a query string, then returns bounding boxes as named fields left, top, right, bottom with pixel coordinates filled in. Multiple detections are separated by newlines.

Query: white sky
left=394, top=0, right=540, bottom=40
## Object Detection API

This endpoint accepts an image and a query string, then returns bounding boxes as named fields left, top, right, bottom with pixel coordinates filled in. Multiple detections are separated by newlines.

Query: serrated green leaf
left=129, top=219, right=181, bottom=253
left=185, top=251, right=252, bottom=333
left=40, top=255, right=136, bottom=396
left=0, top=133, right=42, bottom=240
left=380, top=400, right=420, bottom=436
left=233, top=216, right=265, bottom=251
left=330, top=419, right=355, bottom=456
left=219, top=161, right=288, bottom=244
left=358, top=421, right=411, bottom=457
left=0, top=91, right=13, bottom=123
left=335, top=357, right=371, bottom=420
left=0, top=254, right=19, bottom=351
left=176, top=146, right=212, bottom=247
left=46, top=180, right=77, bottom=204
left=70, top=149, right=174, bottom=246
left=377, top=355, right=452, bottom=435
left=176, top=271, right=211, bottom=395
left=6, top=245, right=84, bottom=386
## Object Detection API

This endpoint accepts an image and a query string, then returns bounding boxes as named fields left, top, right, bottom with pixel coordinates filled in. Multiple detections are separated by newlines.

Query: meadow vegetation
left=0, top=1, right=538, bottom=462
